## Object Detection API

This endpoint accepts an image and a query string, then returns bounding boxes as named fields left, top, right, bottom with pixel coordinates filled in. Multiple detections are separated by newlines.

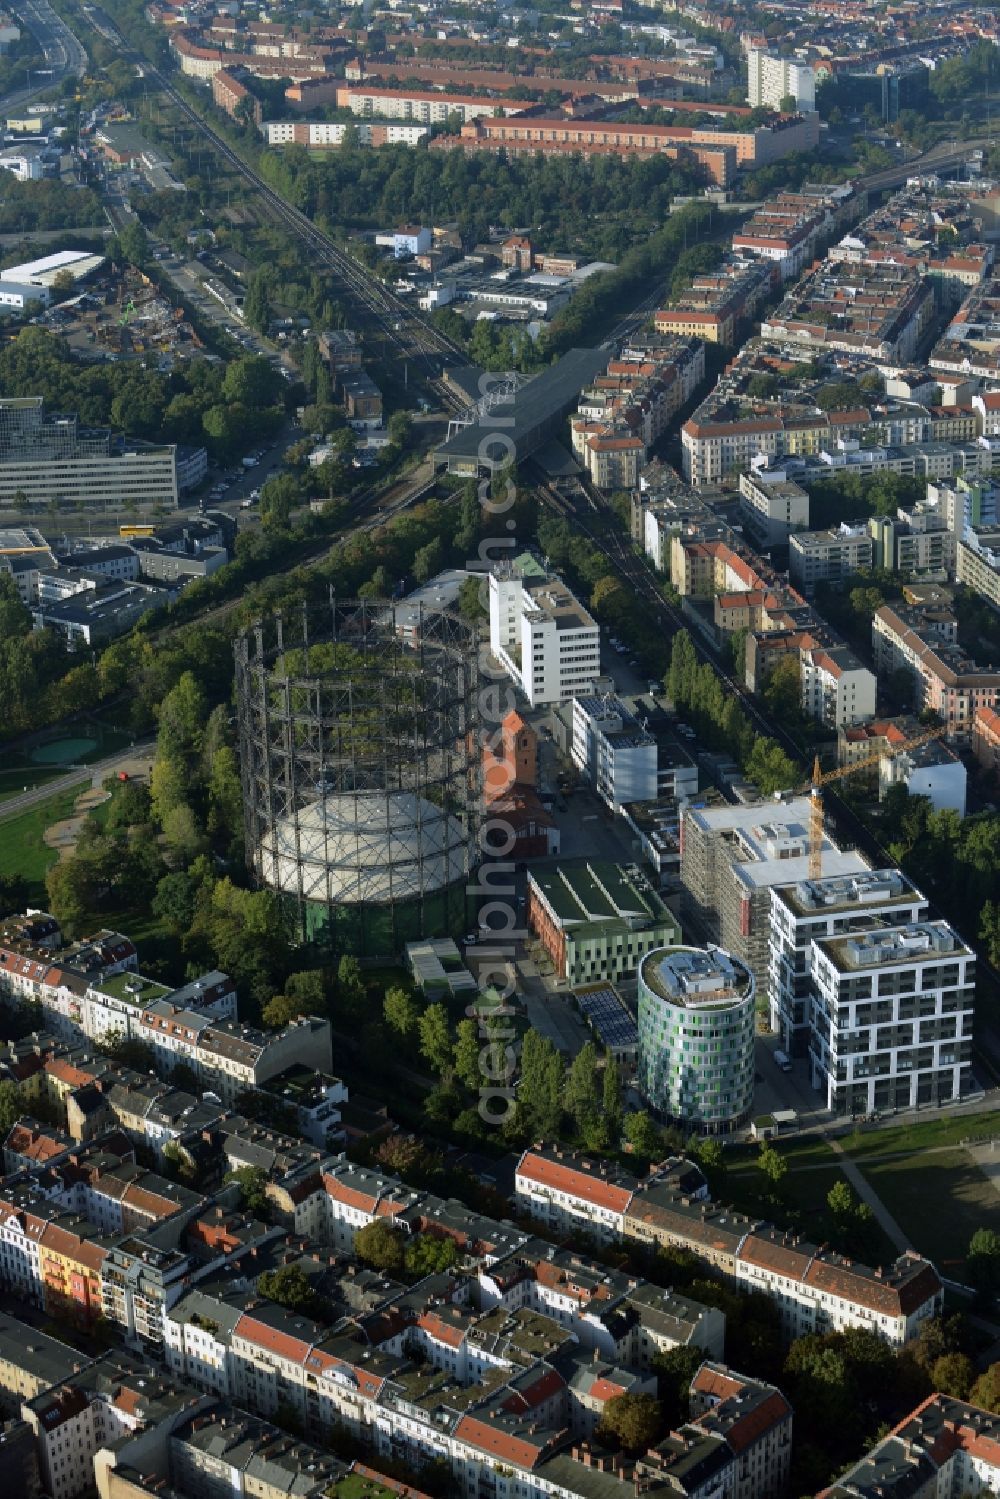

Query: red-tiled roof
left=517, top=1152, right=634, bottom=1215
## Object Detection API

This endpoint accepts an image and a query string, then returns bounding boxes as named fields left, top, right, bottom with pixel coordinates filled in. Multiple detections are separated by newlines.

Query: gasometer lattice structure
left=235, top=596, right=480, bottom=956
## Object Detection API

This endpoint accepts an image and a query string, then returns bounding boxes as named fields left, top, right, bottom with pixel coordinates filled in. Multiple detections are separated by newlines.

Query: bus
left=119, top=524, right=155, bottom=539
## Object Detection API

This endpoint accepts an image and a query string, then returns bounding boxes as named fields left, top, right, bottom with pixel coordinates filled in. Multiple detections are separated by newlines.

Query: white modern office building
left=747, top=49, right=816, bottom=112
left=489, top=553, right=600, bottom=707
left=809, top=920, right=974, bottom=1115
left=571, top=694, right=658, bottom=812
left=0, top=398, right=179, bottom=512
left=768, top=868, right=929, bottom=1057
left=638, top=944, right=756, bottom=1134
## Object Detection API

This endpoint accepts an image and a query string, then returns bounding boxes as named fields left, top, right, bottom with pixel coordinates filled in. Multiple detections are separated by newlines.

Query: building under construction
left=235, top=597, right=480, bottom=957
left=679, top=797, right=869, bottom=1008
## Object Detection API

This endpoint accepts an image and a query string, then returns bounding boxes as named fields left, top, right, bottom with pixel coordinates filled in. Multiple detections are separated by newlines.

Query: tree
left=222, top=355, right=280, bottom=410
left=653, top=1344, right=703, bottom=1429
left=418, top=1003, right=453, bottom=1076
left=118, top=220, right=148, bottom=268
left=161, top=803, right=208, bottom=867
left=779, top=93, right=797, bottom=114
left=413, top=537, right=445, bottom=585
left=746, top=737, right=798, bottom=796
left=931, top=1353, right=974, bottom=1399
left=152, top=871, right=196, bottom=935
left=602, top=1056, right=622, bottom=1141
left=244, top=269, right=273, bottom=334
left=404, top=1233, right=459, bottom=1276
left=563, top=1041, right=599, bottom=1134
left=624, top=1110, right=664, bottom=1162
left=968, top=1228, right=1000, bottom=1301
left=0, top=1080, right=23, bottom=1137
left=827, top=1180, right=856, bottom=1222
left=453, top=1017, right=483, bottom=1092
left=971, top=1362, right=1000, bottom=1413
left=258, top=1264, right=323, bottom=1318
left=354, top=1218, right=405, bottom=1273
left=384, top=986, right=421, bottom=1040
left=518, top=1029, right=565, bottom=1139
left=225, top=1166, right=269, bottom=1214
left=596, top=1392, right=662, bottom=1455
left=758, top=1140, right=788, bottom=1189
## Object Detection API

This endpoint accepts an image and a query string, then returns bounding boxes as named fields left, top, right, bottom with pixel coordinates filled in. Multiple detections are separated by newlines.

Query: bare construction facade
left=679, top=797, right=868, bottom=1012
left=235, top=597, right=480, bottom=957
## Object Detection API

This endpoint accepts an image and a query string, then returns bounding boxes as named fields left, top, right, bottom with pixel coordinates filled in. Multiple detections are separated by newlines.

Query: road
left=0, top=739, right=155, bottom=823
left=0, top=0, right=87, bottom=112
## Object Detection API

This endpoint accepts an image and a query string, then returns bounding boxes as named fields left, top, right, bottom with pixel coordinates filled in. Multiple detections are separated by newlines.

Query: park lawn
left=727, top=1134, right=840, bottom=1169
left=0, top=788, right=81, bottom=894
left=840, top=1110, right=1000, bottom=1161
left=725, top=1161, right=847, bottom=1223
left=858, top=1147, right=1000, bottom=1274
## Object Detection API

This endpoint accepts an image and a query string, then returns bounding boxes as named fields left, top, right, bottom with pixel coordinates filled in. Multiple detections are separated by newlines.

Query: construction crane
left=806, top=726, right=945, bottom=880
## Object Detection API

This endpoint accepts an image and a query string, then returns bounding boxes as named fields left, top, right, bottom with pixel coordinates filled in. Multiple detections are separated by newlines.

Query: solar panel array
left=574, top=985, right=638, bottom=1050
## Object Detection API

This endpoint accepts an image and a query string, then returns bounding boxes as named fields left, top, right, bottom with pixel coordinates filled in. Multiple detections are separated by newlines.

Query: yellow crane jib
left=805, top=727, right=944, bottom=881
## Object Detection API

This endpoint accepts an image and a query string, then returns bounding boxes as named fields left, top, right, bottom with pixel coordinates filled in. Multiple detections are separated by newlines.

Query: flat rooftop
left=819, top=920, right=971, bottom=973
left=641, top=945, right=751, bottom=1009
left=774, top=868, right=922, bottom=920
left=435, top=346, right=607, bottom=465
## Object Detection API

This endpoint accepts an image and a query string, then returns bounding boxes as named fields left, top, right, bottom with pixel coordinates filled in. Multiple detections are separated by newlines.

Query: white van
left=773, top=1049, right=792, bottom=1073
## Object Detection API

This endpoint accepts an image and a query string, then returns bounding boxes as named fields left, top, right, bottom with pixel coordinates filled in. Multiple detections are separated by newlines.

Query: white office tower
left=488, top=553, right=600, bottom=707
left=769, top=869, right=928, bottom=1057
left=747, top=49, right=816, bottom=112
left=809, top=921, right=974, bottom=1115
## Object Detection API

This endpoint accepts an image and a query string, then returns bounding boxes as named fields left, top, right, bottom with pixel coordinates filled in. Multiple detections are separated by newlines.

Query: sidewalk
left=826, top=1136, right=912, bottom=1255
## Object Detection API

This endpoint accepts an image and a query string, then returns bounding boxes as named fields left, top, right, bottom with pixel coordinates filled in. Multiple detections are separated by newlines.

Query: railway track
left=82, top=4, right=465, bottom=372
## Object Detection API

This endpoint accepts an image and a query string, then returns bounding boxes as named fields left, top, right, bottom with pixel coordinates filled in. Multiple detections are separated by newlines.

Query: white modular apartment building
left=809, top=920, right=974, bottom=1115
left=571, top=694, right=657, bottom=811
left=768, top=868, right=928, bottom=1058
left=489, top=553, right=600, bottom=707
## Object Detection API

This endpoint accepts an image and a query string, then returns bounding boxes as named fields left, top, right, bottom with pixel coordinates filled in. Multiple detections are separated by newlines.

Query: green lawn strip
left=0, top=788, right=82, bottom=891
left=856, top=1147, right=1000, bottom=1275
left=839, top=1110, right=1000, bottom=1160
left=727, top=1134, right=841, bottom=1168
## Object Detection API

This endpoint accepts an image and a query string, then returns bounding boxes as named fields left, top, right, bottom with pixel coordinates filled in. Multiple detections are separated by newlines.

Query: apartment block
left=623, top=1188, right=941, bottom=1344
left=738, top=467, right=809, bottom=547
left=731, top=184, right=859, bottom=283
left=789, top=523, right=875, bottom=591
left=688, top=1363, right=792, bottom=1499
left=760, top=262, right=935, bottom=362
left=768, top=868, right=929, bottom=1056
left=873, top=602, right=1000, bottom=737
left=335, top=84, right=528, bottom=124
left=438, top=112, right=819, bottom=176
left=488, top=553, right=600, bottom=707
left=972, top=703, right=1000, bottom=774
left=735, top=1235, right=942, bottom=1345
left=957, top=525, right=1000, bottom=610
left=809, top=920, right=975, bottom=1114
left=514, top=1148, right=639, bottom=1243
left=261, top=119, right=429, bottom=147
left=822, top=1395, right=1000, bottom=1498
left=655, top=258, right=773, bottom=344
left=747, top=49, right=816, bottom=111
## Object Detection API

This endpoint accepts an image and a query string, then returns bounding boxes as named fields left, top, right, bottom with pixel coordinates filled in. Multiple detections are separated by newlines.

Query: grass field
left=840, top=1111, right=1000, bottom=1159
left=858, top=1147, right=1000, bottom=1275
left=0, top=788, right=81, bottom=893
